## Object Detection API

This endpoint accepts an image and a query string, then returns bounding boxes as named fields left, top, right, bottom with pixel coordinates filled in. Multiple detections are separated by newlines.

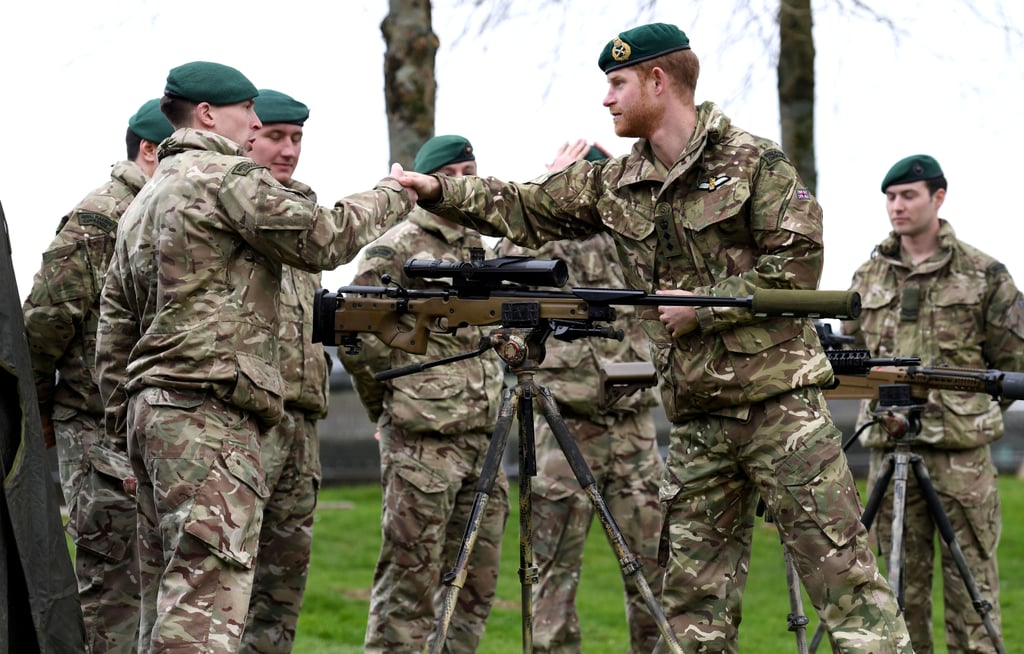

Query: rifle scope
left=404, top=253, right=569, bottom=289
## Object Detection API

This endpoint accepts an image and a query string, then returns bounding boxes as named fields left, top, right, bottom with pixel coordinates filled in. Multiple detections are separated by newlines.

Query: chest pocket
left=931, top=279, right=985, bottom=358
left=681, top=178, right=750, bottom=232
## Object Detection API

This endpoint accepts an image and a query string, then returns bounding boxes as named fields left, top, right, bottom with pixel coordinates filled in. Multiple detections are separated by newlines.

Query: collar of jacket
left=110, top=159, right=150, bottom=195
left=615, top=101, right=729, bottom=191
left=874, top=218, right=958, bottom=272
left=157, top=127, right=246, bottom=160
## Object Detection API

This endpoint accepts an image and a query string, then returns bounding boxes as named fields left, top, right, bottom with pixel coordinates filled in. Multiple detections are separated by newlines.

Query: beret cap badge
left=611, top=38, right=632, bottom=62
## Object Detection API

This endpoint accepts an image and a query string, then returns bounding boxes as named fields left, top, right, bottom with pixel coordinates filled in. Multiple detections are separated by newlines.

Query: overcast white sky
left=3, top=0, right=1023, bottom=305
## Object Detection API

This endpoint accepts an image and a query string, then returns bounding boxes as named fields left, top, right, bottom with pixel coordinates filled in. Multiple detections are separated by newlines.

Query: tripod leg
left=808, top=453, right=896, bottom=653
left=782, top=545, right=810, bottom=654
left=887, top=453, right=911, bottom=611
left=534, top=385, right=684, bottom=654
left=518, top=382, right=539, bottom=652
left=910, top=457, right=1006, bottom=654
left=429, top=386, right=519, bottom=654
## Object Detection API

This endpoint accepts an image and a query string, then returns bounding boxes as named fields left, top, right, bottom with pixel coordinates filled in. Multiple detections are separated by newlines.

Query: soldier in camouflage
left=22, top=97, right=173, bottom=654
left=494, top=142, right=664, bottom=654
left=238, top=89, right=328, bottom=654
left=340, top=135, right=508, bottom=654
left=397, top=23, right=913, bottom=654
left=842, top=154, right=1024, bottom=654
left=94, top=62, right=414, bottom=654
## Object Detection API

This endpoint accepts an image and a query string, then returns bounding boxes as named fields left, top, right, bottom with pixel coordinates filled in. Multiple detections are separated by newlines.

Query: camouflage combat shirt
left=843, top=219, right=1024, bottom=448
left=23, top=160, right=147, bottom=419
left=340, top=208, right=503, bottom=434
left=96, top=128, right=411, bottom=446
left=427, top=102, right=831, bottom=421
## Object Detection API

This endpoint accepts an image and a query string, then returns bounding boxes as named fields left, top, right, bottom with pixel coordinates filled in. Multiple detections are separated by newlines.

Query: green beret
left=599, top=23, right=690, bottom=73
left=413, top=135, right=475, bottom=174
left=880, top=154, right=944, bottom=192
left=164, top=61, right=258, bottom=105
left=128, top=98, right=174, bottom=143
left=584, top=145, right=609, bottom=162
left=253, top=89, right=309, bottom=126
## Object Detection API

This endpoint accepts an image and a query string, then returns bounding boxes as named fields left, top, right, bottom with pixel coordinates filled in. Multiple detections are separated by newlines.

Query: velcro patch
left=78, top=212, right=117, bottom=234
left=364, top=245, right=396, bottom=260
left=230, top=161, right=263, bottom=176
left=761, top=149, right=788, bottom=167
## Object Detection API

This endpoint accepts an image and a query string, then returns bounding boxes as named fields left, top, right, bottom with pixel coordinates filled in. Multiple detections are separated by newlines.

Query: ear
left=932, top=187, right=946, bottom=211
left=650, top=66, right=669, bottom=95
left=139, top=139, right=159, bottom=164
left=194, top=102, right=215, bottom=129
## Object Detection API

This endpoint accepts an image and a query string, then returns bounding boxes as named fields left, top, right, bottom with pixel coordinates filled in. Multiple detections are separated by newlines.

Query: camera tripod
left=378, top=321, right=683, bottom=654
left=799, top=383, right=1005, bottom=654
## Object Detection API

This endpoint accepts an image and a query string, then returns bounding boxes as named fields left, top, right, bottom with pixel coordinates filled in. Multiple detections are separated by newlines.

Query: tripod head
left=871, top=383, right=927, bottom=446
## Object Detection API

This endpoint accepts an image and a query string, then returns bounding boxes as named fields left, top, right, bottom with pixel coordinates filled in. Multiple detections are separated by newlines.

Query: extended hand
left=392, top=163, right=441, bottom=202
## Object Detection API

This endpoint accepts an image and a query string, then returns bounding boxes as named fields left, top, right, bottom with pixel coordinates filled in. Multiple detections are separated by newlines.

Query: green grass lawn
left=295, top=477, right=1024, bottom=653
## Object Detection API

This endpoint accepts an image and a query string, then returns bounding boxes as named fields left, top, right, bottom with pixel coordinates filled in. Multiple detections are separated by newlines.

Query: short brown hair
left=160, top=95, right=197, bottom=129
left=636, top=48, right=699, bottom=96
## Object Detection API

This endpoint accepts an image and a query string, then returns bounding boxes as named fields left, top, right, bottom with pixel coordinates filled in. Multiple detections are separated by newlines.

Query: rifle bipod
left=393, top=324, right=684, bottom=654
left=805, top=383, right=1006, bottom=654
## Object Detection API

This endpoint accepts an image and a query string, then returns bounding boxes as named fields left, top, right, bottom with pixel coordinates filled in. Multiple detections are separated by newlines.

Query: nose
left=603, top=89, right=614, bottom=107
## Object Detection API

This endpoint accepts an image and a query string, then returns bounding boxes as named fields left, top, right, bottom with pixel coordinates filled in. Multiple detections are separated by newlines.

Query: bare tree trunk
left=382, top=0, right=438, bottom=168
left=777, top=0, right=817, bottom=194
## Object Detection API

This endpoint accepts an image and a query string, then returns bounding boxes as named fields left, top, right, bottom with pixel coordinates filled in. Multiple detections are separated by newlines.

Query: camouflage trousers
left=655, top=387, right=912, bottom=654
left=364, top=419, right=510, bottom=654
left=867, top=445, right=1002, bottom=654
left=56, top=414, right=140, bottom=654
left=129, top=387, right=269, bottom=654
left=530, top=408, right=664, bottom=654
left=240, top=409, right=322, bottom=654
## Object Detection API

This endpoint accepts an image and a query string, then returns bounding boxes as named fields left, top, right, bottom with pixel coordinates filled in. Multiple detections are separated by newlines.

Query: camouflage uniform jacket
left=23, top=160, right=147, bottom=420
left=843, top=219, right=1024, bottom=449
left=341, top=208, right=502, bottom=434
left=427, top=102, right=831, bottom=421
left=495, top=233, right=657, bottom=418
left=96, top=128, right=411, bottom=449
left=278, top=179, right=329, bottom=418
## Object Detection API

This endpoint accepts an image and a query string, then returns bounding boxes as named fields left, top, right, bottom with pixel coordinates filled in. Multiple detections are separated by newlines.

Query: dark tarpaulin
left=0, top=199, right=85, bottom=653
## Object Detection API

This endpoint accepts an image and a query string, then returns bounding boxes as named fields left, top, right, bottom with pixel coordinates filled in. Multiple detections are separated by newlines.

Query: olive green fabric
left=164, top=61, right=258, bottom=105
left=413, top=135, right=474, bottom=174
left=253, top=89, right=309, bottom=126
left=128, top=98, right=174, bottom=143
left=880, top=154, right=944, bottom=192
left=598, top=23, right=690, bottom=73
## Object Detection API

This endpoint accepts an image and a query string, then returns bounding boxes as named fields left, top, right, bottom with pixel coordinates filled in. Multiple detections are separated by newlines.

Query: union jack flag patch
left=796, top=189, right=810, bottom=200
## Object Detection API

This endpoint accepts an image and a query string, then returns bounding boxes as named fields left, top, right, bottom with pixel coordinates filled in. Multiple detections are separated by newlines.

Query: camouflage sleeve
left=219, top=166, right=413, bottom=273
left=21, top=229, right=92, bottom=410
left=695, top=150, right=825, bottom=332
left=335, top=243, right=403, bottom=422
left=95, top=245, right=137, bottom=453
left=981, top=262, right=1024, bottom=373
left=427, top=164, right=605, bottom=247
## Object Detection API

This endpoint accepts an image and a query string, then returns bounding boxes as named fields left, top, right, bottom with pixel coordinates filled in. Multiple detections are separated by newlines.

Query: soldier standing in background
left=95, top=61, right=415, bottom=653
left=494, top=141, right=664, bottom=654
left=395, top=23, right=913, bottom=653
left=239, top=89, right=328, bottom=654
left=340, top=135, right=508, bottom=654
left=22, top=98, right=172, bottom=654
left=843, top=154, right=1024, bottom=653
